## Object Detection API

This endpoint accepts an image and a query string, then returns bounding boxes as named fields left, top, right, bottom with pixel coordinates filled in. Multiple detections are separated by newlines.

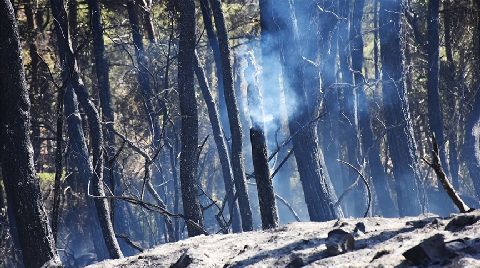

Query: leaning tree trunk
left=351, top=0, right=396, bottom=216
left=50, top=0, right=123, bottom=258
left=379, top=0, right=421, bottom=216
left=273, top=0, right=342, bottom=221
left=177, top=0, right=204, bottom=237
left=0, top=1, right=60, bottom=266
left=199, top=0, right=230, bottom=138
left=210, top=0, right=254, bottom=231
left=193, top=51, right=242, bottom=233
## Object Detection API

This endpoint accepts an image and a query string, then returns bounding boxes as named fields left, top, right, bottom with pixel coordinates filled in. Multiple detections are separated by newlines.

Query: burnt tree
left=177, top=0, right=204, bottom=237
left=210, top=0, right=254, bottom=231
left=0, top=0, right=60, bottom=266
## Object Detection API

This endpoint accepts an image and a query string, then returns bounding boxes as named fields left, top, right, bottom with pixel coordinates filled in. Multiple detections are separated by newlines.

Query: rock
left=326, top=229, right=355, bottom=256
left=402, top=234, right=456, bottom=266
left=445, top=213, right=480, bottom=232
left=354, top=222, right=366, bottom=233
left=171, top=253, right=193, bottom=268
left=287, top=256, right=304, bottom=268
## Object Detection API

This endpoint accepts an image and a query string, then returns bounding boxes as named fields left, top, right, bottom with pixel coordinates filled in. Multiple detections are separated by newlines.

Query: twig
left=336, top=159, right=372, bottom=217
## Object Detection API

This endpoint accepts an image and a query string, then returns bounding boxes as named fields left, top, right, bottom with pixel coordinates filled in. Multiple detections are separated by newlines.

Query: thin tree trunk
left=0, top=1, right=60, bottom=266
left=193, top=51, right=242, bottom=233
left=443, top=0, right=460, bottom=189
left=379, top=0, right=421, bottom=216
left=426, top=0, right=449, bottom=178
left=50, top=0, right=123, bottom=258
left=210, top=0, right=254, bottom=231
left=177, top=0, right=204, bottom=237
left=199, top=0, right=229, bottom=138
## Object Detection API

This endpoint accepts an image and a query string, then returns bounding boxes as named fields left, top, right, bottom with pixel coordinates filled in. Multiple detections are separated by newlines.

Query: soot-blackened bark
left=0, top=1, right=60, bottom=266
left=177, top=0, right=204, bottom=237
left=50, top=0, right=123, bottom=258
left=274, top=0, right=342, bottom=221
left=351, top=0, right=395, bottom=216
left=379, top=0, right=421, bottom=216
left=245, top=54, right=278, bottom=229
left=210, top=0, right=254, bottom=231
left=250, top=128, right=278, bottom=229
left=193, top=51, right=242, bottom=233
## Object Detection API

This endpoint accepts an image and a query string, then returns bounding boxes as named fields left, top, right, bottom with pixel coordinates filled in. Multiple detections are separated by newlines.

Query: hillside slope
left=89, top=211, right=480, bottom=267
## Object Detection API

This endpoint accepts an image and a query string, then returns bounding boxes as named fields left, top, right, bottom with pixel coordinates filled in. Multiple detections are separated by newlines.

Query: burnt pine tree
left=193, top=51, right=242, bottom=233
left=177, top=0, right=204, bottom=237
left=50, top=0, right=123, bottom=258
left=350, top=0, right=396, bottom=216
left=379, top=0, right=421, bottom=216
left=210, top=0, right=254, bottom=231
left=0, top=0, right=60, bottom=266
left=273, top=0, right=342, bottom=221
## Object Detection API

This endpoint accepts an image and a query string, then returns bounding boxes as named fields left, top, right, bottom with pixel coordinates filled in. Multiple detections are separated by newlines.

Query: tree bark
left=0, top=1, right=60, bottom=266
left=210, top=0, right=254, bottom=231
left=193, top=51, right=242, bottom=233
left=177, top=0, right=204, bottom=237
left=379, top=0, right=421, bottom=216
left=245, top=54, right=279, bottom=229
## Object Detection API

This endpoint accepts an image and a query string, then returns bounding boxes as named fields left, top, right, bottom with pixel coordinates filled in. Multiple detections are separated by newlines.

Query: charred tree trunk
left=199, top=0, right=229, bottom=138
left=210, top=0, right=254, bottom=231
left=193, top=52, right=242, bottom=233
left=0, top=1, right=60, bottom=266
left=274, top=0, right=342, bottom=221
left=245, top=54, right=279, bottom=230
left=426, top=0, right=449, bottom=178
left=351, top=0, right=395, bottom=216
left=379, top=0, right=421, bottom=216
left=50, top=0, right=123, bottom=258
left=177, top=0, right=204, bottom=237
